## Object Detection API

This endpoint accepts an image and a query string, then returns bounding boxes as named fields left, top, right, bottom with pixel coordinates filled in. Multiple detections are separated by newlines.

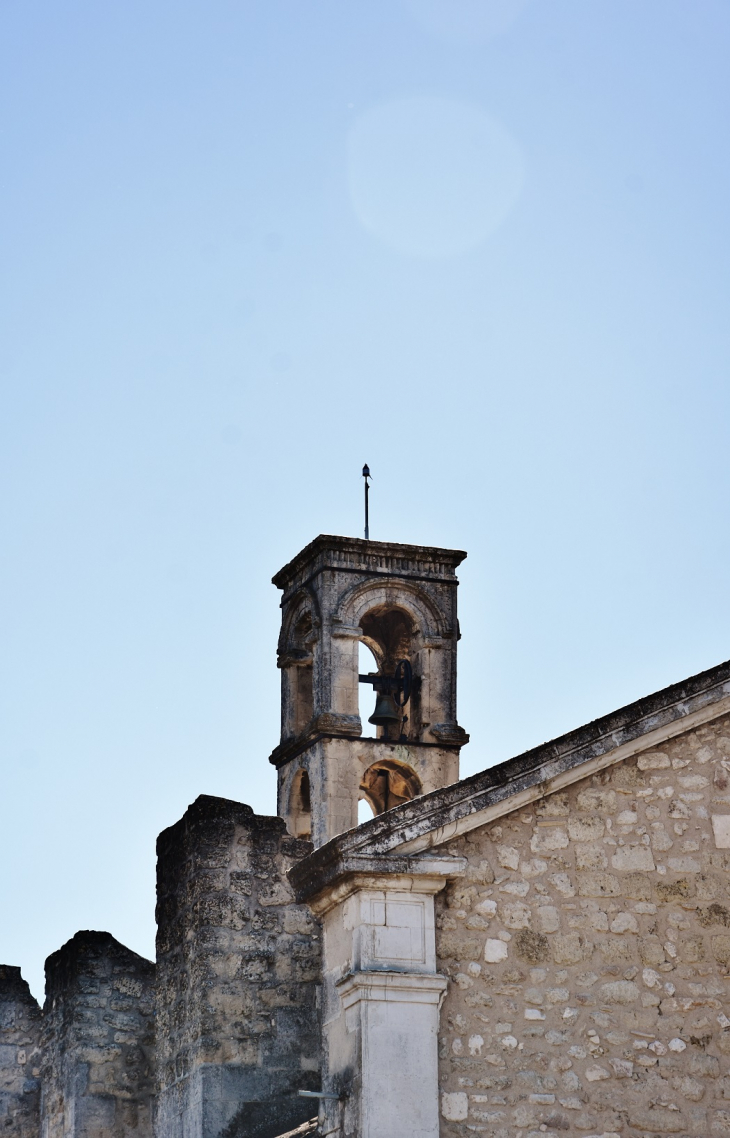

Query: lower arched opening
left=359, top=759, right=421, bottom=816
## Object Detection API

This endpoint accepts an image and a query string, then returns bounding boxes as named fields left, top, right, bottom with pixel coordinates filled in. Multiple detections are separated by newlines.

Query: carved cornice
left=268, top=732, right=466, bottom=769
left=268, top=715, right=362, bottom=768
left=296, top=854, right=467, bottom=913
left=272, top=535, right=466, bottom=599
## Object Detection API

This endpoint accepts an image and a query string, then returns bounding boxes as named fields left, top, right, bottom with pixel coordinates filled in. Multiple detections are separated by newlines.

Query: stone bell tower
left=269, top=535, right=469, bottom=847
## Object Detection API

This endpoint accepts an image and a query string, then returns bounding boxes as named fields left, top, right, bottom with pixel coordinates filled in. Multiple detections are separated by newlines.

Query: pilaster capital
left=302, top=856, right=466, bottom=915
left=277, top=649, right=314, bottom=668
left=329, top=623, right=363, bottom=640
left=337, top=969, right=448, bottom=1009
left=310, top=712, right=362, bottom=735
left=430, top=722, right=469, bottom=745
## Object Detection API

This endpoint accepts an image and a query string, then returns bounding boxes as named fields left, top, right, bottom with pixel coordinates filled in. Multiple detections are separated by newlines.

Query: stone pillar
left=329, top=627, right=361, bottom=721
left=301, top=858, right=465, bottom=1138
left=0, top=965, right=42, bottom=1137
left=336, top=972, right=446, bottom=1138
left=40, top=931, right=155, bottom=1138
left=155, top=795, right=322, bottom=1138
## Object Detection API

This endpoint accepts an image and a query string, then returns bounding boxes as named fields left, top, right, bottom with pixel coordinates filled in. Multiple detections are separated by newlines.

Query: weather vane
left=362, top=464, right=371, bottom=540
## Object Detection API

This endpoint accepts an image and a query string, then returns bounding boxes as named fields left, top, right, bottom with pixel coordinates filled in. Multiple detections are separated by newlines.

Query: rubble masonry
left=436, top=714, right=730, bottom=1138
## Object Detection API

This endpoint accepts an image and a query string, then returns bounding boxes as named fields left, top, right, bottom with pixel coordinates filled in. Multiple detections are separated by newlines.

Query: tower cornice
left=272, top=534, right=466, bottom=599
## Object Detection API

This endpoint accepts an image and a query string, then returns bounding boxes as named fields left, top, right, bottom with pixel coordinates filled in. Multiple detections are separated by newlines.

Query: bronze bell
left=368, top=691, right=401, bottom=727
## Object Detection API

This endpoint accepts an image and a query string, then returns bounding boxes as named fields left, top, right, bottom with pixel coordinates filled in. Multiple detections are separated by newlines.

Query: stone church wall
left=40, top=931, right=155, bottom=1138
left=0, top=965, right=42, bottom=1136
left=436, top=715, right=730, bottom=1138
left=155, top=795, right=321, bottom=1138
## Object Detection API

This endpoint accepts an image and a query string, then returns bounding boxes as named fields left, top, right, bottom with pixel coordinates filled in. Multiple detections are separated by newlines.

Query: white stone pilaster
left=338, top=971, right=446, bottom=1138
left=311, top=860, right=464, bottom=1138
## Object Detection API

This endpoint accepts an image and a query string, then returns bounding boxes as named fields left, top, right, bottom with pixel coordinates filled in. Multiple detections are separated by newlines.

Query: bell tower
left=269, top=535, right=469, bottom=847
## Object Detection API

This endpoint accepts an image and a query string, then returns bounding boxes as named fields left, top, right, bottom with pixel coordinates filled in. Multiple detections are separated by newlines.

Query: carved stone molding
left=430, top=722, right=470, bottom=745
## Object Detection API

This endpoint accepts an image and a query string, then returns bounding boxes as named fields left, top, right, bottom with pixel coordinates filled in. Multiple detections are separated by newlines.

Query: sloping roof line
left=272, top=1121, right=318, bottom=1138
left=290, top=657, right=730, bottom=902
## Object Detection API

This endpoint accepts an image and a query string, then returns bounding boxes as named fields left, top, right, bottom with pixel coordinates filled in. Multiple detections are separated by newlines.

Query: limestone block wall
left=41, top=931, right=155, bottom=1138
left=155, top=795, right=322, bottom=1138
left=436, top=715, right=730, bottom=1138
left=0, top=965, right=42, bottom=1136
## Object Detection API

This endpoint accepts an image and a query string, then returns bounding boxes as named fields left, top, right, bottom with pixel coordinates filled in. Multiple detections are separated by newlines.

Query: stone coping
left=289, top=656, right=730, bottom=902
left=44, top=930, right=154, bottom=1001
left=0, top=964, right=39, bottom=1008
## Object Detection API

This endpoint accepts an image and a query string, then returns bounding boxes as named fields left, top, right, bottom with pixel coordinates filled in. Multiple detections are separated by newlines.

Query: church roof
left=290, top=656, right=730, bottom=904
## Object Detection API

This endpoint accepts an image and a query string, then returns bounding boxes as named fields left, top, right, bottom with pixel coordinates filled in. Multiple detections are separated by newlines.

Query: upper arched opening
left=335, top=576, right=448, bottom=641
left=358, top=604, right=419, bottom=742
left=359, top=604, right=415, bottom=674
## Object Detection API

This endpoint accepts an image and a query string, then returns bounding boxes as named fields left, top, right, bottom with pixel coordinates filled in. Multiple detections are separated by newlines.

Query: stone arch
left=335, top=578, right=451, bottom=742
left=359, top=758, right=422, bottom=815
left=278, top=586, right=320, bottom=656
left=334, top=578, right=448, bottom=641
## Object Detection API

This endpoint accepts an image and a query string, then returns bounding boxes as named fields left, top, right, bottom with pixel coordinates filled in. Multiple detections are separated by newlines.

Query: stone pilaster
left=298, top=857, right=465, bottom=1138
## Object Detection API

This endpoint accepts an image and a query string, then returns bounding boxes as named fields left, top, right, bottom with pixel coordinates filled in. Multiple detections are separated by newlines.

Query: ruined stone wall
left=436, top=714, right=730, bottom=1138
left=0, top=965, right=42, bottom=1136
left=155, top=795, right=322, bottom=1138
left=40, top=930, right=155, bottom=1138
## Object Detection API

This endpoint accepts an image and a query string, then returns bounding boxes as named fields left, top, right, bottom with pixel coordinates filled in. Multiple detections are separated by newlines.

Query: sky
left=2, top=0, right=730, bottom=1002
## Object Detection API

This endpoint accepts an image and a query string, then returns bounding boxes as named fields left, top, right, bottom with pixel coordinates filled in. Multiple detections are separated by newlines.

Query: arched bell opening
left=360, top=605, right=414, bottom=673
left=358, top=641, right=378, bottom=727
left=289, top=768, right=312, bottom=840
left=358, top=605, right=419, bottom=741
left=359, top=759, right=422, bottom=816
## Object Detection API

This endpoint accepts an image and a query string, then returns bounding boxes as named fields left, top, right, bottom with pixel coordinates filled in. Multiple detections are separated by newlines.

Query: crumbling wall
left=436, top=714, right=730, bottom=1137
left=155, top=795, right=321, bottom=1138
left=0, top=965, right=42, bottom=1136
left=41, top=931, right=155, bottom=1138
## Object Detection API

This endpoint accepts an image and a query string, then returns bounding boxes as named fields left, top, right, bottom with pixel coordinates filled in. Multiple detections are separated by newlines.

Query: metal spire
left=362, top=464, right=371, bottom=540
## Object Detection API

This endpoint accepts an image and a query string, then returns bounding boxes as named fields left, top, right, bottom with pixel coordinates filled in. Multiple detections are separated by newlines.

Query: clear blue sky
left=2, top=0, right=730, bottom=1001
